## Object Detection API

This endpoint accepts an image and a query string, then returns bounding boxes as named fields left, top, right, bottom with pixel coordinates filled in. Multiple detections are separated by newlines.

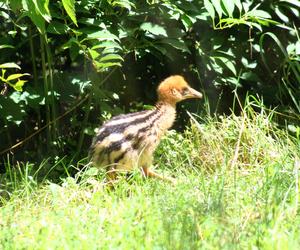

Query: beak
left=185, top=87, right=203, bottom=99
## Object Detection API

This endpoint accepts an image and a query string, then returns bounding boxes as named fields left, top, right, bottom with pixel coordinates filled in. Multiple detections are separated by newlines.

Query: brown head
left=157, top=75, right=203, bottom=105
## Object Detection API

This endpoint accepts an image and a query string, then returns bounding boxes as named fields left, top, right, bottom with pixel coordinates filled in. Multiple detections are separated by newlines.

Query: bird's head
left=157, top=75, right=203, bottom=105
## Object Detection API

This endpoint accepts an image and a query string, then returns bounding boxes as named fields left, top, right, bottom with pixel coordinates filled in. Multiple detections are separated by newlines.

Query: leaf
left=10, top=0, right=23, bottom=13
left=181, top=14, right=196, bottom=31
left=222, top=0, right=235, bottom=17
left=215, top=56, right=237, bottom=75
left=0, top=63, right=21, bottom=69
left=88, top=49, right=100, bottom=60
left=151, top=44, right=168, bottom=55
left=233, top=0, right=243, bottom=13
left=99, top=54, right=124, bottom=62
left=140, top=22, right=167, bottom=37
left=211, top=0, right=223, bottom=18
left=226, top=77, right=241, bottom=87
left=69, top=42, right=80, bottom=61
left=240, top=72, right=261, bottom=82
left=92, top=41, right=122, bottom=50
left=32, top=0, right=51, bottom=22
left=241, top=57, right=257, bottom=69
left=274, top=7, right=289, bottom=23
left=204, top=0, right=215, bottom=20
left=282, top=0, right=300, bottom=8
left=248, top=9, right=272, bottom=19
left=47, top=21, right=69, bottom=34
left=13, top=80, right=27, bottom=91
left=0, top=45, right=14, bottom=50
left=22, top=0, right=47, bottom=33
left=296, top=41, right=300, bottom=55
left=85, top=30, right=120, bottom=41
left=7, top=73, right=30, bottom=81
left=62, top=0, right=77, bottom=26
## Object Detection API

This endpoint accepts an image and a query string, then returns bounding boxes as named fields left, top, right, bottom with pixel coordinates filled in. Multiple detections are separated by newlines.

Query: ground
left=1, top=108, right=300, bottom=249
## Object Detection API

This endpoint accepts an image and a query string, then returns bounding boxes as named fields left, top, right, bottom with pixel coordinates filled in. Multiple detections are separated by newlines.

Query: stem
left=44, top=33, right=57, bottom=141
left=40, top=34, right=52, bottom=149
left=75, top=56, right=90, bottom=158
left=29, top=26, right=42, bottom=155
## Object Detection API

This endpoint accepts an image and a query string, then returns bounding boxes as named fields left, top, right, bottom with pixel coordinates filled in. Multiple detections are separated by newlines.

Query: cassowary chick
left=89, top=75, right=203, bottom=182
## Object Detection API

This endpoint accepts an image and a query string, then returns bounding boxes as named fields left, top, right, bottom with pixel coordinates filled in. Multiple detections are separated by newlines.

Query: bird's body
left=90, top=102, right=175, bottom=171
left=89, top=75, right=202, bottom=181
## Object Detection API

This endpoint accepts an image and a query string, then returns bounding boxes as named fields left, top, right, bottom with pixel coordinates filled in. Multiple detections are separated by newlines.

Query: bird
left=89, top=75, right=203, bottom=182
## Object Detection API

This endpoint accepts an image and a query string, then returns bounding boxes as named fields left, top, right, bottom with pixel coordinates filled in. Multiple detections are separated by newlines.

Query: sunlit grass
left=1, top=102, right=300, bottom=249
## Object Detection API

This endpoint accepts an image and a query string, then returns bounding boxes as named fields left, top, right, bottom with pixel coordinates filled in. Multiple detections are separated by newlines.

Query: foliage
left=1, top=104, right=300, bottom=248
left=0, top=0, right=299, bottom=163
left=0, top=62, right=29, bottom=92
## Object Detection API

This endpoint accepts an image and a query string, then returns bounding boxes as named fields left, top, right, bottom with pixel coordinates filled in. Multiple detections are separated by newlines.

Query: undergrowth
left=0, top=102, right=299, bottom=249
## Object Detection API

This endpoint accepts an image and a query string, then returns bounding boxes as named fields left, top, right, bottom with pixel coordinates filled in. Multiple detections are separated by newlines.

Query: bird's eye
left=182, top=87, right=189, bottom=95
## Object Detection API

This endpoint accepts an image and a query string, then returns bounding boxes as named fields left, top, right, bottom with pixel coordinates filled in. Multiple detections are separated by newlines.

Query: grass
left=1, top=101, right=300, bottom=250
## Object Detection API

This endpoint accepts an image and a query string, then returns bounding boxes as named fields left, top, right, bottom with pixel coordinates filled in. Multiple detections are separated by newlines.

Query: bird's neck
left=154, top=101, right=177, bottom=133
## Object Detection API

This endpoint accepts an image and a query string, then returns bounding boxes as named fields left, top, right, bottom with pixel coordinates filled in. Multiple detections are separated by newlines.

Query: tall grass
left=0, top=99, right=299, bottom=249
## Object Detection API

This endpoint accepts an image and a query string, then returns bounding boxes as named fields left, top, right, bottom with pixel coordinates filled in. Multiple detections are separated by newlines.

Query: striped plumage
left=89, top=75, right=203, bottom=182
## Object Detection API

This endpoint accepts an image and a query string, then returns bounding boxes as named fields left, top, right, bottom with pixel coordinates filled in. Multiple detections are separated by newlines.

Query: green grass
left=1, top=103, right=300, bottom=249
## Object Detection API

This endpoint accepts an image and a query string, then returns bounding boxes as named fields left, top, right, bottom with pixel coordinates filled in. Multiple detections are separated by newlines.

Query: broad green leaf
left=151, top=44, right=168, bottom=55
left=7, top=73, right=30, bottom=81
left=247, top=22, right=263, bottom=32
left=8, top=31, right=17, bottom=37
left=241, top=57, right=257, bottom=69
left=92, top=41, right=122, bottom=50
left=60, top=38, right=78, bottom=50
left=85, top=30, right=120, bottom=41
left=47, top=21, right=69, bottom=34
left=225, top=61, right=236, bottom=76
left=88, top=49, right=100, bottom=60
left=296, top=41, right=300, bottom=55
left=282, top=0, right=300, bottom=8
left=181, top=14, right=196, bottom=31
left=289, top=6, right=299, bottom=17
left=222, top=0, right=235, bottom=17
left=233, top=0, right=243, bottom=13
left=211, top=0, right=223, bottom=17
left=242, top=1, right=251, bottom=12
left=140, top=22, right=167, bottom=37
left=10, top=0, right=23, bottom=13
left=0, top=63, right=21, bottom=69
left=0, top=45, right=14, bottom=50
left=215, top=56, right=237, bottom=75
left=240, top=72, right=260, bottom=81
left=99, top=54, right=124, bottom=62
left=226, top=77, right=241, bottom=87
left=22, top=0, right=46, bottom=33
left=62, top=0, right=77, bottom=26
left=274, top=7, right=289, bottom=23
left=32, top=0, right=51, bottom=22
left=13, top=79, right=27, bottom=91
left=69, top=43, right=80, bottom=62
left=248, top=9, right=272, bottom=19
left=204, top=0, right=215, bottom=20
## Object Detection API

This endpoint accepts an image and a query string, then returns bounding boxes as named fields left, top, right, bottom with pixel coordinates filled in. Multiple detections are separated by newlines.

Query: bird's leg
left=142, top=166, right=176, bottom=184
left=106, top=168, right=118, bottom=185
